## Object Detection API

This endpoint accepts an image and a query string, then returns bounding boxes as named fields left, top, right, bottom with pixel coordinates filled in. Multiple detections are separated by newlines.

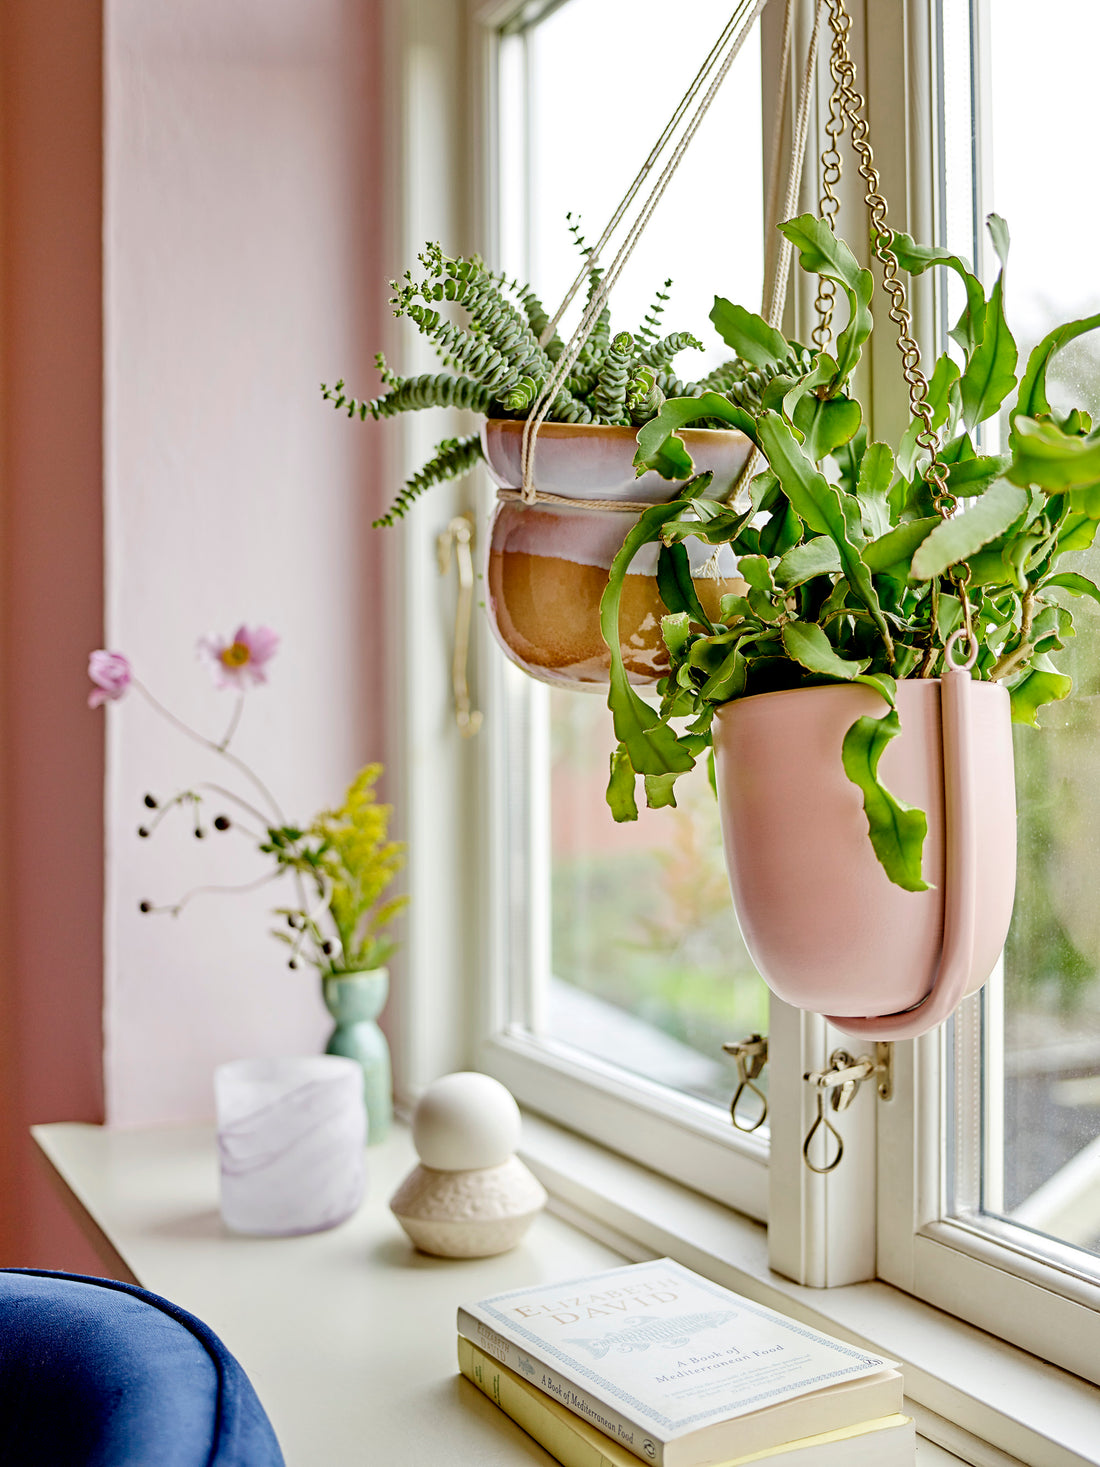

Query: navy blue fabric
left=0, top=1269, right=284, bottom=1466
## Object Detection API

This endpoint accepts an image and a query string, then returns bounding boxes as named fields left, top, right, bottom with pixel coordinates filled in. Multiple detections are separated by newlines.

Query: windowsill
left=518, top=1110, right=1100, bottom=1467
left=34, top=1117, right=966, bottom=1464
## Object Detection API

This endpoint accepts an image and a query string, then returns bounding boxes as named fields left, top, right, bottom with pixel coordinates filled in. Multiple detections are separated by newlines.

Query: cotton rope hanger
left=507, top=0, right=822, bottom=514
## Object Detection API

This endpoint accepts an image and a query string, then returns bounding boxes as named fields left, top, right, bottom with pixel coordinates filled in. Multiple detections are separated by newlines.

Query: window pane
left=548, top=691, right=767, bottom=1109
left=526, top=0, right=763, bottom=376
left=499, top=0, right=770, bottom=1117
left=944, top=0, right=1100, bottom=1266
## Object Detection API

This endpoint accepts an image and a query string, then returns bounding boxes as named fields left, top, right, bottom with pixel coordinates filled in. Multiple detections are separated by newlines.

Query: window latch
left=802, top=1043, right=893, bottom=1174
left=722, top=1034, right=768, bottom=1134
left=436, top=514, right=482, bottom=739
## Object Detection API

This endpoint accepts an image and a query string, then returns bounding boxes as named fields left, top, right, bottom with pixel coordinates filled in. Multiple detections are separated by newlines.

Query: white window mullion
left=390, top=0, right=486, bottom=1101
left=767, top=1001, right=879, bottom=1288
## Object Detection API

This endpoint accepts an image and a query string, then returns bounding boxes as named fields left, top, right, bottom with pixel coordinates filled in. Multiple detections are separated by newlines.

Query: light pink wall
left=0, top=0, right=390, bottom=1264
left=0, top=0, right=107, bottom=1269
left=103, top=0, right=389, bottom=1126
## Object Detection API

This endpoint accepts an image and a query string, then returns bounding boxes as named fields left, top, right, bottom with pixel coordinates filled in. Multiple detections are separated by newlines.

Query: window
left=393, top=0, right=1100, bottom=1391
left=478, top=0, right=773, bottom=1216
left=872, top=0, right=1100, bottom=1378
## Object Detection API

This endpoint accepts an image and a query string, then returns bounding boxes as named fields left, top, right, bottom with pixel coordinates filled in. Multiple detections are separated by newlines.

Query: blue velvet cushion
left=0, top=1269, right=285, bottom=1466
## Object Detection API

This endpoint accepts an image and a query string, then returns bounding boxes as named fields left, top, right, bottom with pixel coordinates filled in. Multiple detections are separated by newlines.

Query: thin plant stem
left=218, top=693, right=245, bottom=752
left=133, top=679, right=287, bottom=823
left=192, top=781, right=270, bottom=828
left=152, top=868, right=285, bottom=917
left=132, top=677, right=321, bottom=945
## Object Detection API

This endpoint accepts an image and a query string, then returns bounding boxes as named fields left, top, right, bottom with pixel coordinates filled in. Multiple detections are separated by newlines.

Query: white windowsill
left=34, top=1118, right=964, bottom=1465
left=517, top=1110, right=1100, bottom=1467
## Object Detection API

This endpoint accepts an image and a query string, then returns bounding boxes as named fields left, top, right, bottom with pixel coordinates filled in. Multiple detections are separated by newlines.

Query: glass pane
left=944, top=0, right=1100, bottom=1265
left=500, top=0, right=770, bottom=1116
left=526, top=0, right=763, bottom=377
left=547, top=690, right=767, bottom=1109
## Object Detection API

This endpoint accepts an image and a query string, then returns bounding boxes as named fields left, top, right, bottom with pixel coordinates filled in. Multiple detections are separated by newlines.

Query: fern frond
left=547, top=390, right=594, bottom=424
left=697, top=358, right=754, bottom=393
left=321, top=379, right=371, bottom=419
left=578, top=260, right=612, bottom=367
left=655, top=369, right=699, bottom=399
left=373, top=433, right=483, bottom=528
left=566, top=212, right=594, bottom=264
left=515, top=283, right=562, bottom=357
left=493, top=273, right=565, bottom=361
left=498, top=375, right=542, bottom=412
left=637, top=278, right=672, bottom=349
left=626, top=364, right=665, bottom=425
left=368, top=374, right=493, bottom=418
left=591, top=332, right=634, bottom=425
left=722, top=348, right=816, bottom=413
left=416, top=257, right=553, bottom=377
left=402, top=304, right=521, bottom=393
left=637, top=331, right=704, bottom=371
left=566, top=368, right=598, bottom=396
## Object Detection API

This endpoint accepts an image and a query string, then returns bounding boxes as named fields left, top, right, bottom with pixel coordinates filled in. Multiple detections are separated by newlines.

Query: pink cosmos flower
left=88, top=650, right=133, bottom=707
left=198, top=624, right=280, bottom=690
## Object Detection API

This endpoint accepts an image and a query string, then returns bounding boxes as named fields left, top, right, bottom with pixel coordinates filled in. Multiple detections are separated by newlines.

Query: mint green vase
left=322, top=969, right=392, bottom=1145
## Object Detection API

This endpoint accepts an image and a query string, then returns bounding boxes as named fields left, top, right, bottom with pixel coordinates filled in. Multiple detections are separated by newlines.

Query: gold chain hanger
left=809, top=0, right=972, bottom=655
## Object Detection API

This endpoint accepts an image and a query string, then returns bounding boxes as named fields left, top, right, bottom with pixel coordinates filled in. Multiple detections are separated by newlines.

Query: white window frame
left=468, top=0, right=775, bottom=1220
left=862, top=0, right=1100, bottom=1378
left=387, top=0, right=1100, bottom=1399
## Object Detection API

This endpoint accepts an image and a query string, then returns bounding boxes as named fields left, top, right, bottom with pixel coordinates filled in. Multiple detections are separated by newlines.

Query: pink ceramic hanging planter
left=712, top=639, right=1018, bottom=1041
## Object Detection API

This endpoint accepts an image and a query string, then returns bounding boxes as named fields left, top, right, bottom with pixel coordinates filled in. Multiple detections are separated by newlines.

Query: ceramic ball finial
left=389, top=1072, right=547, bottom=1258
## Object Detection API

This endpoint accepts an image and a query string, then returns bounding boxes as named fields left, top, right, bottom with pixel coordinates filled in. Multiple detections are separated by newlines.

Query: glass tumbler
left=215, top=1055, right=367, bottom=1235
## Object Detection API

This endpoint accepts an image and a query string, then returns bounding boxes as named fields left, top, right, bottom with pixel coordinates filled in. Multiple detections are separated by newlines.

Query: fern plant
left=322, top=221, right=764, bottom=527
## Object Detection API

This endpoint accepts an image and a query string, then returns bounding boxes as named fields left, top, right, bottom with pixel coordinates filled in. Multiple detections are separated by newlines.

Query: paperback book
left=458, top=1336, right=915, bottom=1467
left=456, top=1258, right=904, bottom=1467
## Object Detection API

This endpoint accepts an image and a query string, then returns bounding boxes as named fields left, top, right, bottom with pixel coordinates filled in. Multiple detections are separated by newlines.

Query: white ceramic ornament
left=389, top=1071, right=546, bottom=1258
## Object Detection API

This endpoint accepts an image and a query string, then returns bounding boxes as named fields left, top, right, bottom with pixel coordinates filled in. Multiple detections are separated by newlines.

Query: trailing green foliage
left=604, top=211, right=1100, bottom=889
left=324, top=219, right=769, bottom=525
left=372, top=434, right=483, bottom=530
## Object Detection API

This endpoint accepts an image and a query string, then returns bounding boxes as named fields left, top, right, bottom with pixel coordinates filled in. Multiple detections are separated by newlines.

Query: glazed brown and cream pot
left=482, top=420, right=754, bottom=691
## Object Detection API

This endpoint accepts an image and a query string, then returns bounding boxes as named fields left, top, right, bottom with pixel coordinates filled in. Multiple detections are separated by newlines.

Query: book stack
left=457, top=1259, right=914, bottom=1467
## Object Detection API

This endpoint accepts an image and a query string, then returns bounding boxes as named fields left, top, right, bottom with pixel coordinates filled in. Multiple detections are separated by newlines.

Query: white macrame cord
left=516, top=0, right=821, bottom=507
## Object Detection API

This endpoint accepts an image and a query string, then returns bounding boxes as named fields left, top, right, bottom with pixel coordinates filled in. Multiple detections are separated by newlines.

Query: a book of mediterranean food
left=456, top=1259, right=904, bottom=1467
left=457, top=1337, right=915, bottom=1467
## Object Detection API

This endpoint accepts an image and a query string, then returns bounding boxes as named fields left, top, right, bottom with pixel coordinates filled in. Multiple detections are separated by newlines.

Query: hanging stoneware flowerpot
left=712, top=670, right=1017, bottom=1041
left=483, top=419, right=753, bottom=690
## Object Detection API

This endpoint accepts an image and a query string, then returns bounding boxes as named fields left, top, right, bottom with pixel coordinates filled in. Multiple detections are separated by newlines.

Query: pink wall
left=0, top=0, right=107, bottom=1269
left=0, top=0, right=389, bottom=1261
left=103, top=0, right=389, bottom=1126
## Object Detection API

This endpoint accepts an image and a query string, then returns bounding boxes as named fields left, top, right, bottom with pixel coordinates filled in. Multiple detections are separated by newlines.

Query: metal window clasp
left=436, top=515, right=483, bottom=738
left=802, top=1043, right=893, bottom=1174
left=722, top=1034, right=768, bottom=1133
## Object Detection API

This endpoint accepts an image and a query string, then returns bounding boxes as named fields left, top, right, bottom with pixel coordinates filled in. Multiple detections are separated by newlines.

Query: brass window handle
left=437, top=515, right=482, bottom=739
left=801, top=1044, right=893, bottom=1174
left=723, top=1034, right=769, bottom=1134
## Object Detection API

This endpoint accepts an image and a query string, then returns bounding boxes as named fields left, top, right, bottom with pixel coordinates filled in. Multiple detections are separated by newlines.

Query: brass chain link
left=814, top=0, right=956, bottom=522
left=812, top=4, right=845, bottom=351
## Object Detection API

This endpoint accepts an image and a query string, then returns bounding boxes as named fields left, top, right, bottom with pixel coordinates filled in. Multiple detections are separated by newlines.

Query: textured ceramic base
left=389, top=1157, right=547, bottom=1258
